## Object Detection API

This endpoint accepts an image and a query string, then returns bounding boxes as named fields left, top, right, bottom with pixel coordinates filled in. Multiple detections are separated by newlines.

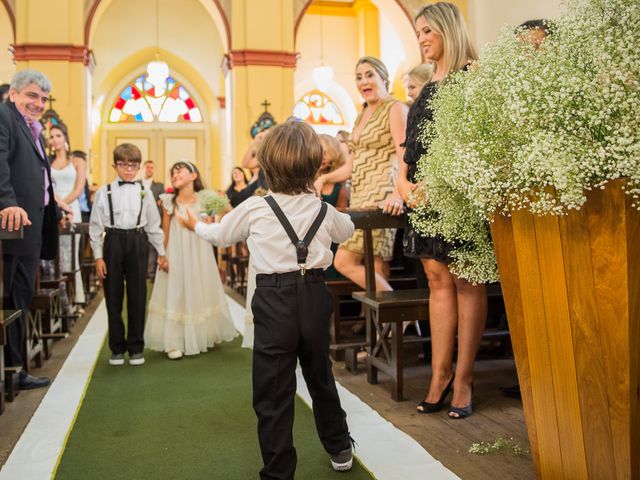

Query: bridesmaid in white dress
left=49, top=124, right=86, bottom=305
left=145, top=161, right=237, bottom=359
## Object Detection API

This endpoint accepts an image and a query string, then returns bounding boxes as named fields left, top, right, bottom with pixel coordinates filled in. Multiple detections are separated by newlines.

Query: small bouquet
left=197, top=189, right=229, bottom=216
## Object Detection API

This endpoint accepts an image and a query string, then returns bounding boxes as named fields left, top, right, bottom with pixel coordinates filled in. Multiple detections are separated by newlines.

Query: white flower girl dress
left=145, top=194, right=237, bottom=356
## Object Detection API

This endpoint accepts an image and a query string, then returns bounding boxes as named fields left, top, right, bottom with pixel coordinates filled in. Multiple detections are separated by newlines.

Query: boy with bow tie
left=89, top=143, right=168, bottom=366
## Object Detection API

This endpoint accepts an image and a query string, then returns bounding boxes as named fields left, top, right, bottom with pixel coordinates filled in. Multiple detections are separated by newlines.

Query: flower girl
left=145, top=161, right=237, bottom=359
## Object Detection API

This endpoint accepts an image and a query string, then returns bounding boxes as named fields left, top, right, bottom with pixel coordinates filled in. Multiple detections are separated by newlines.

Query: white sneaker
left=129, top=353, right=145, bottom=366
left=167, top=350, right=183, bottom=360
left=109, top=353, right=125, bottom=366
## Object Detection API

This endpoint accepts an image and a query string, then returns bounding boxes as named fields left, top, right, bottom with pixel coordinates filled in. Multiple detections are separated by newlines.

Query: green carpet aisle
left=54, top=337, right=374, bottom=479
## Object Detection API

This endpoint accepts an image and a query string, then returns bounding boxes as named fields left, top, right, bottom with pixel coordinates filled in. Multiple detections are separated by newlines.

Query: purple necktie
left=26, top=119, right=49, bottom=206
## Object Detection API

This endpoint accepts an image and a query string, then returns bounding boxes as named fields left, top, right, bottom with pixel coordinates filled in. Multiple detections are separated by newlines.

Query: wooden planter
left=490, top=179, right=639, bottom=479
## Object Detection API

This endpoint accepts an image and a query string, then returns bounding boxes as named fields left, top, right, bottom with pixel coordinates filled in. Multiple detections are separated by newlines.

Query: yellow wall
left=228, top=0, right=296, bottom=170
left=13, top=0, right=89, bottom=153
left=0, top=6, right=14, bottom=84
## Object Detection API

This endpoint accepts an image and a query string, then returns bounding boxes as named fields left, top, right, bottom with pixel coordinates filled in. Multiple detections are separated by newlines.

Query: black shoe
left=19, top=373, right=50, bottom=390
left=502, top=383, right=521, bottom=399
left=416, top=375, right=454, bottom=413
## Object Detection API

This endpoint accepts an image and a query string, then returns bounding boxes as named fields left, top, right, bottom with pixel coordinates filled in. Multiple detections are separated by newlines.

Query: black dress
left=402, top=81, right=454, bottom=263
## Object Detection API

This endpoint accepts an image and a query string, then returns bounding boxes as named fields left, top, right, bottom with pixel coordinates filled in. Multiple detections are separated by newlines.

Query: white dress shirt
left=195, top=193, right=354, bottom=275
left=89, top=178, right=166, bottom=259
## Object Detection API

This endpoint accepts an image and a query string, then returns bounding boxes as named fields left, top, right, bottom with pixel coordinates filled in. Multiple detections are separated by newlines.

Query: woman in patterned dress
left=314, top=57, right=407, bottom=291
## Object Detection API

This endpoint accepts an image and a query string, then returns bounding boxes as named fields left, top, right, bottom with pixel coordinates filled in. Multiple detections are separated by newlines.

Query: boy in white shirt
left=179, top=121, right=355, bottom=479
left=89, top=144, right=168, bottom=366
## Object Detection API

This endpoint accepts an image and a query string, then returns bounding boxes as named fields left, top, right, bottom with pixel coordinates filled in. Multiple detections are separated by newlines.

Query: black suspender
left=106, top=182, right=145, bottom=228
left=107, top=184, right=115, bottom=227
left=264, top=195, right=328, bottom=275
left=136, top=184, right=144, bottom=227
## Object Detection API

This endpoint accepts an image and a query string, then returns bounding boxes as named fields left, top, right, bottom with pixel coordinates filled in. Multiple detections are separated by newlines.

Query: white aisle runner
left=0, top=297, right=458, bottom=480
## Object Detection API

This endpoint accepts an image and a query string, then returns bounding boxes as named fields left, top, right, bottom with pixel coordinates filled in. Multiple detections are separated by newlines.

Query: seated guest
left=318, top=134, right=348, bottom=209
left=226, top=167, right=250, bottom=208
left=318, top=134, right=349, bottom=280
left=404, top=63, right=435, bottom=103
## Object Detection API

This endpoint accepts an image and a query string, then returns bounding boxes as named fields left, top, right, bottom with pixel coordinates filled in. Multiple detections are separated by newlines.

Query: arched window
left=292, top=90, right=344, bottom=126
left=109, top=74, right=202, bottom=123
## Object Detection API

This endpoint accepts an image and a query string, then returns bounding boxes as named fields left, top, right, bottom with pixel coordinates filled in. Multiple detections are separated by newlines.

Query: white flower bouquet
left=411, top=0, right=640, bottom=283
left=197, top=189, right=230, bottom=216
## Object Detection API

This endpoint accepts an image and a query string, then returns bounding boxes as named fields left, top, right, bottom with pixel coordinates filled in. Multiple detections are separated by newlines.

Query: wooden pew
left=328, top=275, right=416, bottom=364
left=346, top=208, right=509, bottom=400
left=0, top=225, right=23, bottom=409
left=353, top=284, right=506, bottom=401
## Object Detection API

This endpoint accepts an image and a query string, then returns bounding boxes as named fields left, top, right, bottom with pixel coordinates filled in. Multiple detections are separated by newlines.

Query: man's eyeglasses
left=115, top=162, right=139, bottom=170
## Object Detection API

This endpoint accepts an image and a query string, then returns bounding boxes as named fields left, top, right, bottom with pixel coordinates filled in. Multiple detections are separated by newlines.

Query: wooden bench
left=0, top=310, right=22, bottom=411
left=328, top=276, right=417, bottom=362
left=59, top=224, right=83, bottom=309
left=31, top=288, right=68, bottom=358
left=353, top=283, right=507, bottom=401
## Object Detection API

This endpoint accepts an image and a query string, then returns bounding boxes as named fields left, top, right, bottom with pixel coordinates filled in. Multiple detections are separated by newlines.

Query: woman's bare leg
left=334, top=248, right=392, bottom=291
left=421, top=259, right=457, bottom=403
left=450, top=276, right=487, bottom=414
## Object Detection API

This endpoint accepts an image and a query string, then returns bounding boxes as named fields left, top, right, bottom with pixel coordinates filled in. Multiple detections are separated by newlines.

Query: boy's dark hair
left=113, top=143, right=142, bottom=164
left=256, top=121, right=322, bottom=195
left=71, top=150, right=87, bottom=161
left=519, top=19, right=552, bottom=35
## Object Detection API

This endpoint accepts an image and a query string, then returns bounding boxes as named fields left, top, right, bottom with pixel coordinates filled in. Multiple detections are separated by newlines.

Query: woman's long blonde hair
left=415, top=2, right=477, bottom=78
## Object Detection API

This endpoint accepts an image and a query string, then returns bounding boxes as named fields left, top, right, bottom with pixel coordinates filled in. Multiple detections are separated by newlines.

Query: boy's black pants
left=252, top=269, right=351, bottom=480
left=103, top=228, right=148, bottom=355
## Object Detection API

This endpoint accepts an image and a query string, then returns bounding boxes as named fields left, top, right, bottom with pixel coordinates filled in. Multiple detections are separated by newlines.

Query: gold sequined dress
left=340, top=97, right=398, bottom=260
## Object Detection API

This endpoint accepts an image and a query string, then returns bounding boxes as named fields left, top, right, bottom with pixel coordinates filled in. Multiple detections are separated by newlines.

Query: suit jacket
left=149, top=181, right=164, bottom=200
left=0, top=102, right=59, bottom=259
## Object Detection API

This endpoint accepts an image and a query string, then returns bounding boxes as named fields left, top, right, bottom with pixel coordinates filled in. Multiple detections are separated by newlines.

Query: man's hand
left=0, top=206, right=31, bottom=231
left=95, top=258, right=107, bottom=280
left=175, top=208, right=198, bottom=231
left=157, top=256, right=169, bottom=272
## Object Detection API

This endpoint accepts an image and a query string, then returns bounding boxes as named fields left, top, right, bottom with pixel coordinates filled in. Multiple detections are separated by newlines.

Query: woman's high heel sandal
left=416, top=375, right=454, bottom=414
left=448, top=385, right=474, bottom=419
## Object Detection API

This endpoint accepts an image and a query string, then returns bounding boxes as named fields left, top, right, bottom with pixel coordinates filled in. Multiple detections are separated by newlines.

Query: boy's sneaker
left=109, top=353, right=125, bottom=366
left=330, top=446, right=353, bottom=472
left=129, top=353, right=145, bottom=366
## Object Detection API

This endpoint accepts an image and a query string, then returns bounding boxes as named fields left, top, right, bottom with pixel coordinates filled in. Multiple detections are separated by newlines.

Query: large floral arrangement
left=410, top=0, right=640, bottom=283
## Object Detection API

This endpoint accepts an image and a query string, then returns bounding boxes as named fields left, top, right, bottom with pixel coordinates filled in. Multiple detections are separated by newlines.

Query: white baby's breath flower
left=410, top=0, right=639, bottom=283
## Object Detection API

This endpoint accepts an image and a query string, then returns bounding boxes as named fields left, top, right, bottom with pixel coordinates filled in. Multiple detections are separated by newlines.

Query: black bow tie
left=118, top=181, right=136, bottom=186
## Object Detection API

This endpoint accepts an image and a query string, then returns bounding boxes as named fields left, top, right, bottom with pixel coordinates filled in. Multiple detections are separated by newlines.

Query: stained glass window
left=292, top=90, right=344, bottom=126
left=109, top=74, right=202, bottom=123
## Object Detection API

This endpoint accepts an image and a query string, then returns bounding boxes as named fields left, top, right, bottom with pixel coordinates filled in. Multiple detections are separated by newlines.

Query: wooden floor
left=0, top=295, right=99, bottom=467
left=333, top=344, right=536, bottom=480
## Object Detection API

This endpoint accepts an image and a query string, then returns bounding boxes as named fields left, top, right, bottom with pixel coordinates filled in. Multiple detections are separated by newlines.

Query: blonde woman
left=314, top=56, right=407, bottom=293
left=404, top=63, right=435, bottom=102
left=398, top=2, right=486, bottom=419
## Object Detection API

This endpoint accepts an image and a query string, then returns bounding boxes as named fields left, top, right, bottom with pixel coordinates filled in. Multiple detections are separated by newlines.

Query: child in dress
left=89, top=143, right=168, bottom=366
left=178, top=121, right=355, bottom=479
left=145, top=161, right=237, bottom=360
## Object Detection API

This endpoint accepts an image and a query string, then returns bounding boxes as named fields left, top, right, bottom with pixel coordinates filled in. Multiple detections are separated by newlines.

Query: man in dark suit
left=141, top=160, right=165, bottom=280
left=0, top=69, right=61, bottom=390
